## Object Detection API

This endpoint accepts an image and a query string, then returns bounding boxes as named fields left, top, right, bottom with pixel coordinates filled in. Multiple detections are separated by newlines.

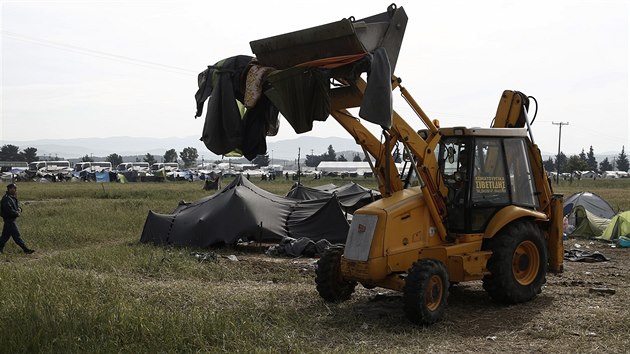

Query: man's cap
left=6, top=183, right=17, bottom=190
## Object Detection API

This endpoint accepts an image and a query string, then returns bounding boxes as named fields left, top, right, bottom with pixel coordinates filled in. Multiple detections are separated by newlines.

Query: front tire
left=482, top=220, right=548, bottom=304
left=403, top=259, right=449, bottom=325
left=315, top=249, right=356, bottom=302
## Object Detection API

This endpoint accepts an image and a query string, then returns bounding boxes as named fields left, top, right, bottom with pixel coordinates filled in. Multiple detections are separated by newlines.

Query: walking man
left=0, top=183, right=35, bottom=254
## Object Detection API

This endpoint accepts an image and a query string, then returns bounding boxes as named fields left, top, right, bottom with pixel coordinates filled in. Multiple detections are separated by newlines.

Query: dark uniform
left=0, top=184, right=34, bottom=254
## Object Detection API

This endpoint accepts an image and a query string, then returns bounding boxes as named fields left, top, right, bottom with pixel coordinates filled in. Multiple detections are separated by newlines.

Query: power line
left=538, top=120, right=627, bottom=144
left=2, top=30, right=198, bottom=76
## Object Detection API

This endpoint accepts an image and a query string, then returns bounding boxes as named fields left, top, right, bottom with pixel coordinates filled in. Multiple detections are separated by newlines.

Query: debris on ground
left=564, top=249, right=609, bottom=262
left=191, top=252, right=218, bottom=262
left=589, top=287, right=616, bottom=295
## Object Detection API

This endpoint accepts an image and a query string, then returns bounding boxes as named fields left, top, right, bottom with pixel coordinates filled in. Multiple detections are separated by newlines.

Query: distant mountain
left=267, top=136, right=361, bottom=160
left=2, top=136, right=361, bottom=161
left=2, top=136, right=209, bottom=160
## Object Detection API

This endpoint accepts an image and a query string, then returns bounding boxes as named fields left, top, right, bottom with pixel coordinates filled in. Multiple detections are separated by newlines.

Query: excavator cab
left=439, top=129, right=541, bottom=235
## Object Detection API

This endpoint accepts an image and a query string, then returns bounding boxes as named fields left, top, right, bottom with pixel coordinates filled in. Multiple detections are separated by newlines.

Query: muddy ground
left=241, top=238, right=629, bottom=352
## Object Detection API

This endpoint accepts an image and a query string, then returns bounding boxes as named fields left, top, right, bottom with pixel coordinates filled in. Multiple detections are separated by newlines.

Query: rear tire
left=403, top=259, right=449, bottom=325
left=482, top=220, right=547, bottom=304
left=315, top=249, right=356, bottom=302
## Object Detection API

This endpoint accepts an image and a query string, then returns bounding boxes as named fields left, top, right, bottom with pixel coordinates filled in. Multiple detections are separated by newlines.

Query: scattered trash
left=361, top=323, right=369, bottom=330
left=564, top=249, right=609, bottom=262
left=574, top=243, right=582, bottom=248
left=589, top=287, right=616, bottom=295
left=191, top=252, right=218, bottom=263
left=226, top=255, right=239, bottom=262
left=486, top=336, right=497, bottom=341
left=266, top=236, right=341, bottom=258
left=584, top=271, right=592, bottom=275
left=570, top=331, right=598, bottom=337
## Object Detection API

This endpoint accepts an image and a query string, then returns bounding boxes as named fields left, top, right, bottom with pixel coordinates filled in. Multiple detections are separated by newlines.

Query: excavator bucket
left=250, top=4, right=408, bottom=72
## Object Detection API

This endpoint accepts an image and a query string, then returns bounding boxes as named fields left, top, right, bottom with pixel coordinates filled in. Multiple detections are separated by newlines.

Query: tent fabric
left=286, top=184, right=331, bottom=201
left=563, top=191, right=616, bottom=238
left=567, top=206, right=611, bottom=238
left=140, top=175, right=352, bottom=248
left=140, top=211, right=175, bottom=245
left=285, top=182, right=381, bottom=214
left=313, top=183, right=338, bottom=191
left=563, top=192, right=615, bottom=219
left=286, top=196, right=349, bottom=243
left=598, top=210, right=630, bottom=242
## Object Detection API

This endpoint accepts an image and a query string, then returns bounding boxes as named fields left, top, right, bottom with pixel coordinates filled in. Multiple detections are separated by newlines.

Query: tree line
left=303, top=145, right=375, bottom=167
left=2, top=143, right=628, bottom=172
left=0, top=145, right=201, bottom=168
left=542, top=145, right=629, bottom=174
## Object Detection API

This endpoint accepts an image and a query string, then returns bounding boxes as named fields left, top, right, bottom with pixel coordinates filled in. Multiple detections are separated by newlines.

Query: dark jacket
left=1, top=193, right=20, bottom=220
left=194, top=55, right=280, bottom=160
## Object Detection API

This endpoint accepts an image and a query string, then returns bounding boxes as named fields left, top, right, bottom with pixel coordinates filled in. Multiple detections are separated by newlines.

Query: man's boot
left=22, top=247, right=34, bottom=254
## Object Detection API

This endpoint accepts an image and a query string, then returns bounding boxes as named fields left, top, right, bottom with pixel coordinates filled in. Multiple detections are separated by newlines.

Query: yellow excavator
left=249, top=4, right=564, bottom=325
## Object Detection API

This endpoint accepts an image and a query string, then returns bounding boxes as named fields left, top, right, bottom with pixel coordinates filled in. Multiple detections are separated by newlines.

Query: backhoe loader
left=247, top=4, right=564, bottom=325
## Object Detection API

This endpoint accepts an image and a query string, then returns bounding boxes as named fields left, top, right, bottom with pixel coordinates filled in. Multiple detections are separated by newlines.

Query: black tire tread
left=315, top=249, right=357, bottom=302
left=482, top=220, right=548, bottom=304
left=403, top=259, right=449, bottom=325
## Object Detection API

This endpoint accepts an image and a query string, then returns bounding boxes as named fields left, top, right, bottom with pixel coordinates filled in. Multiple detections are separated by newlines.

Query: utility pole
left=297, top=148, right=301, bottom=185
left=552, top=121, right=569, bottom=184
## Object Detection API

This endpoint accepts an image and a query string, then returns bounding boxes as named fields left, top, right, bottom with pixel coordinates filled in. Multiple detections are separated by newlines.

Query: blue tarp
left=95, top=171, right=111, bottom=182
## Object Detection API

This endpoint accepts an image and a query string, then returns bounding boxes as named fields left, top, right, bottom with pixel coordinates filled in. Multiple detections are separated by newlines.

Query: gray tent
left=563, top=192, right=615, bottom=219
left=140, top=175, right=351, bottom=247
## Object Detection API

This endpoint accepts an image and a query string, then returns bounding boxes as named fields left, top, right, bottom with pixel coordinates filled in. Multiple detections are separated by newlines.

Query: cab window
left=471, top=138, right=509, bottom=206
left=504, top=138, right=537, bottom=207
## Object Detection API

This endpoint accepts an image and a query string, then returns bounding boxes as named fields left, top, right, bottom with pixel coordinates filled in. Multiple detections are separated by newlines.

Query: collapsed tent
left=286, top=182, right=381, bottom=214
left=598, top=210, right=630, bottom=246
left=140, top=175, right=353, bottom=248
left=563, top=192, right=615, bottom=238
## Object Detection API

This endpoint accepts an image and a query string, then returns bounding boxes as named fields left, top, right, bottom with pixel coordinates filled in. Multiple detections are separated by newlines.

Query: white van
left=151, top=162, right=179, bottom=172
left=74, top=161, right=112, bottom=173
left=29, top=161, right=71, bottom=173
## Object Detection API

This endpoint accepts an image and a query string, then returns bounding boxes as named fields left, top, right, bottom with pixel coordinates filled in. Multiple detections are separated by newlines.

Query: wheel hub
left=425, top=275, right=443, bottom=311
left=513, top=240, right=540, bottom=285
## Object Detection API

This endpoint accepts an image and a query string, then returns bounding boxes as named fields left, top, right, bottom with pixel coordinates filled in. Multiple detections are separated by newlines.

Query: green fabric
left=569, top=206, right=611, bottom=238
left=598, top=211, right=630, bottom=241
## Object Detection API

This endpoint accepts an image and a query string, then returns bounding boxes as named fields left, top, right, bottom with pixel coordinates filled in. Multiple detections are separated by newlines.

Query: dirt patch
left=234, top=238, right=629, bottom=351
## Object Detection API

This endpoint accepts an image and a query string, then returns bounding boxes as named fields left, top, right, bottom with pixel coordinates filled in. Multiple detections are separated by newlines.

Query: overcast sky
left=1, top=0, right=628, bottom=155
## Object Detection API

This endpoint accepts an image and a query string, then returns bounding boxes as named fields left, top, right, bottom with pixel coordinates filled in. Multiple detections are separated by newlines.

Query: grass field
left=0, top=177, right=628, bottom=352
